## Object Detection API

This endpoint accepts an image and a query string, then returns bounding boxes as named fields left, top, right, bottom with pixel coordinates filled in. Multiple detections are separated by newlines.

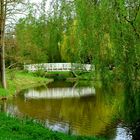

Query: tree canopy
left=0, top=0, right=140, bottom=86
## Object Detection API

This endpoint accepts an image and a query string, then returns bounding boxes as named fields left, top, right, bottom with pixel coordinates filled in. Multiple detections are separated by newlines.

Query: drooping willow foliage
left=7, top=0, right=140, bottom=81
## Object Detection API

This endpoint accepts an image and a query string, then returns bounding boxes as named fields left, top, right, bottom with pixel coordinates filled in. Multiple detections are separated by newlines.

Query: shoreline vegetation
left=0, top=70, right=106, bottom=140
left=0, top=70, right=53, bottom=98
left=0, top=69, right=95, bottom=98
left=0, top=112, right=106, bottom=140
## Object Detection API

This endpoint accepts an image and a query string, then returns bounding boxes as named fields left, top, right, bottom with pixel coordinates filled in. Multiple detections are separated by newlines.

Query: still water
left=0, top=81, right=139, bottom=139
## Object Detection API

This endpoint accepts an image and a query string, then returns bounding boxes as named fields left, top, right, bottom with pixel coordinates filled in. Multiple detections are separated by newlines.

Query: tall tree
left=0, top=0, right=25, bottom=88
left=0, top=0, right=7, bottom=88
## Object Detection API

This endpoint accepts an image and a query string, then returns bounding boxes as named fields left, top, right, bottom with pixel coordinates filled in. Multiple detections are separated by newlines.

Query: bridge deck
left=24, top=63, right=94, bottom=72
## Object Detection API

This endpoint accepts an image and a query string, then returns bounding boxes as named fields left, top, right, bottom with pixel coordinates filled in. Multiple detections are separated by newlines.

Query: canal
left=0, top=81, right=139, bottom=140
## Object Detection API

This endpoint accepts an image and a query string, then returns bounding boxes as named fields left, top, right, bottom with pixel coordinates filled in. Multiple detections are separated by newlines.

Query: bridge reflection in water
left=24, top=87, right=95, bottom=99
left=0, top=81, right=131, bottom=139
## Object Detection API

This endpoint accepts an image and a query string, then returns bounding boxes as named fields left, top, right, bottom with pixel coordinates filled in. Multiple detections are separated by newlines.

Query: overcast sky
left=6, top=0, right=52, bottom=31
left=28, top=0, right=52, bottom=10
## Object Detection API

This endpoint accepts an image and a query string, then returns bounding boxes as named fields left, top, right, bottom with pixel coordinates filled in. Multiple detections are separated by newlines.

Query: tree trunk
left=0, top=0, right=6, bottom=88
left=1, top=35, right=6, bottom=88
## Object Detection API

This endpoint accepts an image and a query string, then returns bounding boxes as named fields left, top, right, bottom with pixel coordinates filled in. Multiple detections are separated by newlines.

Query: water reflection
left=121, top=81, right=140, bottom=140
left=24, top=87, right=95, bottom=99
left=2, top=81, right=121, bottom=138
left=0, top=100, right=7, bottom=112
left=47, top=121, right=71, bottom=134
left=1, top=81, right=139, bottom=139
left=115, top=124, right=132, bottom=140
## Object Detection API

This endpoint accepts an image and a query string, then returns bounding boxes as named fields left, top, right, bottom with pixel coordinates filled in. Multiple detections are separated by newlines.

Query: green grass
left=0, top=113, right=106, bottom=140
left=0, top=69, right=53, bottom=97
left=0, top=88, right=8, bottom=97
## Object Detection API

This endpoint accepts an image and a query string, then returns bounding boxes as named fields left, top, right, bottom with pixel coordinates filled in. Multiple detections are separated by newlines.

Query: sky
left=27, top=0, right=52, bottom=11
left=6, top=0, right=52, bottom=30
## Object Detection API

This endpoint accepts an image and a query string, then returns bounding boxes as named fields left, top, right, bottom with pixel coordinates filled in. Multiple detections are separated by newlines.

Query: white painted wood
left=24, top=63, right=94, bottom=72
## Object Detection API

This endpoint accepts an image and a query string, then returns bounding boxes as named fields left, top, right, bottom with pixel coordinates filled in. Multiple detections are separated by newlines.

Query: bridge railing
left=24, top=63, right=94, bottom=72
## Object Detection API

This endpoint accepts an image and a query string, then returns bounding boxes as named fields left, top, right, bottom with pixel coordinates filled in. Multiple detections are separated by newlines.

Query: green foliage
left=0, top=88, right=8, bottom=97
left=5, top=70, right=51, bottom=96
left=5, top=0, right=140, bottom=82
left=15, top=16, right=48, bottom=64
left=0, top=113, right=106, bottom=140
left=33, top=70, right=46, bottom=77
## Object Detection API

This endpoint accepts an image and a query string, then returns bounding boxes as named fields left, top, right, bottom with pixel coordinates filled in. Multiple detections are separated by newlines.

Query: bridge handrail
left=24, top=63, right=94, bottom=72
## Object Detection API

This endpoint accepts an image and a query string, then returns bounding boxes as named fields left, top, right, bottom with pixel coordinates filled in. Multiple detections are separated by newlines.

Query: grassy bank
left=0, top=70, right=53, bottom=97
left=0, top=113, right=106, bottom=140
left=0, top=70, right=106, bottom=140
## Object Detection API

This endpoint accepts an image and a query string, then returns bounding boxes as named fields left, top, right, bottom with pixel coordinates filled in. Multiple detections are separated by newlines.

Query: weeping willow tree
left=46, top=0, right=75, bottom=62
left=71, top=0, right=116, bottom=81
left=113, top=0, right=140, bottom=82
left=13, top=0, right=140, bottom=81
left=73, top=0, right=140, bottom=81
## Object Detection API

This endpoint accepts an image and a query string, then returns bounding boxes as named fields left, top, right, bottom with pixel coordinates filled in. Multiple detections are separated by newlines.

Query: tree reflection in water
left=0, top=80, right=140, bottom=139
left=122, top=81, right=140, bottom=140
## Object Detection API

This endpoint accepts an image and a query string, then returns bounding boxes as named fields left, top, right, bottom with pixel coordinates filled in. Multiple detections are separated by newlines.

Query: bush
left=0, top=88, right=8, bottom=97
left=33, top=70, right=46, bottom=77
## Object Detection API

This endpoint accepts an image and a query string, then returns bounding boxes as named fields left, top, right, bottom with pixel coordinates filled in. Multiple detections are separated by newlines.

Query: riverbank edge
left=0, top=112, right=106, bottom=140
left=0, top=70, right=106, bottom=140
left=0, top=70, right=53, bottom=98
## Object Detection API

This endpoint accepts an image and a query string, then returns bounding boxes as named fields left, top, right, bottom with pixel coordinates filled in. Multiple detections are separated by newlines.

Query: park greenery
left=0, top=112, right=107, bottom=140
left=4, top=0, right=139, bottom=83
left=5, top=70, right=52, bottom=96
left=0, top=0, right=139, bottom=87
left=0, top=0, right=140, bottom=139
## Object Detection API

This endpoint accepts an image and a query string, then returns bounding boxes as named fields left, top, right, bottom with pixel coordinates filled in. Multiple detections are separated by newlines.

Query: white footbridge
left=24, top=63, right=94, bottom=72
